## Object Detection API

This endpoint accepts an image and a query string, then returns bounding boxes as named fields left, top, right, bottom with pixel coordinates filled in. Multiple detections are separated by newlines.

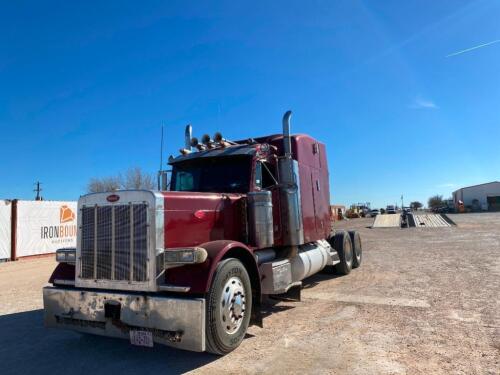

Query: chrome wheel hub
left=220, top=276, right=246, bottom=334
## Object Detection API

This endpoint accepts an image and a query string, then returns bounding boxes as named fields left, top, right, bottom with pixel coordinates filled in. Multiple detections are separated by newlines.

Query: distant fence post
left=10, top=199, right=17, bottom=261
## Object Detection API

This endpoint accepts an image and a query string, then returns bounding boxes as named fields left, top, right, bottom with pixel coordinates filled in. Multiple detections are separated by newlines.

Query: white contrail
left=446, top=39, right=500, bottom=57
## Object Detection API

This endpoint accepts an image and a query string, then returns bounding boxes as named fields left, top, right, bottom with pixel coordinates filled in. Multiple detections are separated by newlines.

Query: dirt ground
left=0, top=213, right=499, bottom=374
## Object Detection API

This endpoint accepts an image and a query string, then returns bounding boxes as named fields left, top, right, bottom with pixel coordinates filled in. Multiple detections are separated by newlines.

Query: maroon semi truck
left=43, top=111, right=362, bottom=354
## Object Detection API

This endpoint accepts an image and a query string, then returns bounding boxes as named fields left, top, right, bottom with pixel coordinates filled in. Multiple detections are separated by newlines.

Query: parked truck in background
left=43, top=111, right=363, bottom=354
left=386, top=205, right=397, bottom=214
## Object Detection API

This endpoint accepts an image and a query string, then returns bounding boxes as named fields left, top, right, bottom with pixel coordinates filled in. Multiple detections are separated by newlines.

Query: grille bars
left=129, top=203, right=134, bottom=282
left=111, top=206, right=115, bottom=280
left=93, top=205, right=98, bottom=279
left=80, top=203, right=148, bottom=283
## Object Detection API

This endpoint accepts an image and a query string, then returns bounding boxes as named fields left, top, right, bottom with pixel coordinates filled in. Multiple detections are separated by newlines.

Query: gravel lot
left=0, top=213, right=499, bottom=374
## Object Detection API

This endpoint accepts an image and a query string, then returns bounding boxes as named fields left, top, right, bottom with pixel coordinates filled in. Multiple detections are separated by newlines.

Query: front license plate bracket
left=130, top=330, right=154, bottom=347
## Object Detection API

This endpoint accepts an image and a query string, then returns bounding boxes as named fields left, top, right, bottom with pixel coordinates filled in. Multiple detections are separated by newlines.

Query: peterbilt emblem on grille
left=106, top=194, right=120, bottom=202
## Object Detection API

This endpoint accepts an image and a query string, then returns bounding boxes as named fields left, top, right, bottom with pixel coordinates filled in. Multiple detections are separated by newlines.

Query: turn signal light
left=164, top=247, right=208, bottom=267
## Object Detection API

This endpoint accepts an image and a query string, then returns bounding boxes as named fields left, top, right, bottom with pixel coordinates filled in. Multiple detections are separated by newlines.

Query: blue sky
left=1, top=0, right=499, bottom=208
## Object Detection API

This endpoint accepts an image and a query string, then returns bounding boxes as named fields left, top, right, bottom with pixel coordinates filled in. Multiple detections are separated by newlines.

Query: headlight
left=66, top=251, right=76, bottom=262
left=56, top=248, right=76, bottom=264
left=179, top=251, right=195, bottom=263
left=56, top=251, right=66, bottom=262
left=164, top=247, right=207, bottom=266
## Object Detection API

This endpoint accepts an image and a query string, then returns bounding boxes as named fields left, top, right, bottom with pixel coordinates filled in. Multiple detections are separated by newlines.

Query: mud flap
left=250, top=296, right=264, bottom=328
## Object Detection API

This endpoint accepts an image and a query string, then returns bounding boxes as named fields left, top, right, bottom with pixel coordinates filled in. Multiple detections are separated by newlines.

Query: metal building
left=453, top=181, right=500, bottom=211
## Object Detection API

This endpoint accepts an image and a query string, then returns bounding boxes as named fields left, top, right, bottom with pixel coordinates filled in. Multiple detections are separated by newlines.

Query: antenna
left=34, top=181, right=43, bottom=201
left=159, top=124, right=164, bottom=171
left=158, top=125, right=164, bottom=190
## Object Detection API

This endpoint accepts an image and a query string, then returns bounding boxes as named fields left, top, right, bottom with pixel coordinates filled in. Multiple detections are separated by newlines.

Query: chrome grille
left=80, top=204, right=149, bottom=282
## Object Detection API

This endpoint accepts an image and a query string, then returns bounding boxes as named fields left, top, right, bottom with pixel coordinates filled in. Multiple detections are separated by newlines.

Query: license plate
left=130, top=330, right=154, bottom=347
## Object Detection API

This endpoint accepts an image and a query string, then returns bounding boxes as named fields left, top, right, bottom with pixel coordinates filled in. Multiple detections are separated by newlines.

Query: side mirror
left=158, top=170, right=171, bottom=191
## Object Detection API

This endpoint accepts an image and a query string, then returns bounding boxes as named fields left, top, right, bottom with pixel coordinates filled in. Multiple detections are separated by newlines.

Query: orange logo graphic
left=60, top=205, right=75, bottom=223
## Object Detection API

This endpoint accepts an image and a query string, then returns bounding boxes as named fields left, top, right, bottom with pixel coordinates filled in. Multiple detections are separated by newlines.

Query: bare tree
left=87, top=176, right=121, bottom=193
left=410, top=201, right=423, bottom=210
left=428, top=195, right=444, bottom=210
left=120, top=167, right=155, bottom=190
left=87, top=167, right=154, bottom=193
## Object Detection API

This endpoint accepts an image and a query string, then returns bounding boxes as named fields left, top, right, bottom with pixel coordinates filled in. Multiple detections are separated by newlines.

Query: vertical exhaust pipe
left=185, top=124, right=193, bottom=151
left=282, top=110, right=292, bottom=158
left=278, top=110, right=304, bottom=248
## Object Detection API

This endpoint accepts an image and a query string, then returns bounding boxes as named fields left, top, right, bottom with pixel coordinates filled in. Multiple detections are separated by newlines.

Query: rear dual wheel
left=349, top=230, right=362, bottom=268
left=333, top=231, right=353, bottom=275
left=330, top=230, right=362, bottom=275
left=205, top=258, right=252, bottom=355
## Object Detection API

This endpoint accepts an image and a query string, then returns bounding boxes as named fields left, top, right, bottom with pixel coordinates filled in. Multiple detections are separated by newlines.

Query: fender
left=48, top=262, right=75, bottom=283
left=164, top=240, right=260, bottom=294
left=47, top=241, right=260, bottom=295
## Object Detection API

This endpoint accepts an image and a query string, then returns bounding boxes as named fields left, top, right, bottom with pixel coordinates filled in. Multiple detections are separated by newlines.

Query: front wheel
left=205, top=258, right=252, bottom=355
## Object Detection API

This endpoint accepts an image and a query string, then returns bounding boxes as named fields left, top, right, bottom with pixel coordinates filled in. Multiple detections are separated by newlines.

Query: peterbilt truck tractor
left=43, top=111, right=362, bottom=354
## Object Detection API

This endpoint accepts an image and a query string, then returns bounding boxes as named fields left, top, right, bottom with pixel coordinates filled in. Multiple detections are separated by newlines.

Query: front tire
left=205, top=258, right=252, bottom=355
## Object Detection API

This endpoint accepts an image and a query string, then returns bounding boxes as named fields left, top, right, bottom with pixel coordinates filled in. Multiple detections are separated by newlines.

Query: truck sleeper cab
left=43, top=111, right=363, bottom=354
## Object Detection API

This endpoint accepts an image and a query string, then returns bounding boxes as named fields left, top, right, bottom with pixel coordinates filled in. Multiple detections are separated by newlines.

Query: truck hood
left=163, top=191, right=245, bottom=248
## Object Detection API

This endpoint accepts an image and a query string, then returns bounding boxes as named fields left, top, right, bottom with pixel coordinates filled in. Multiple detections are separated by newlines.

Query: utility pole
left=401, top=194, right=404, bottom=210
left=34, top=181, right=43, bottom=201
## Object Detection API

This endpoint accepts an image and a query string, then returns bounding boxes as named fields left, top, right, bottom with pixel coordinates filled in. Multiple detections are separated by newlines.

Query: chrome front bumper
left=43, top=286, right=206, bottom=352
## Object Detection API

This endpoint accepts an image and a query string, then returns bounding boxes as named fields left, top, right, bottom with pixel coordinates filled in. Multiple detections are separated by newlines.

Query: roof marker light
left=194, top=210, right=206, bottom=219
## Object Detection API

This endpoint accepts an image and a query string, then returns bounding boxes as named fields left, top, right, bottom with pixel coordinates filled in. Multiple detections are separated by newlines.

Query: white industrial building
left=0, top=199, right=77, bottom=261
left=453, top=181, right=500, bottom=211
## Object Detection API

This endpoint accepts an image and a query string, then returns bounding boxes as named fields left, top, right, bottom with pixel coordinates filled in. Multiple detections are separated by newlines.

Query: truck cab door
left=311, top=168, right=324, bottom=237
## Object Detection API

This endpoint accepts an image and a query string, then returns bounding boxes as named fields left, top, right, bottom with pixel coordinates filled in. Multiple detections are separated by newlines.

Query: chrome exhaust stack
left=278, top=110, right=304, bottom=247
left=185, top=124, right=193, bottom=151
left=282, top=110, right=292, bottom=158
left=180, top=124, right=193, bottom=155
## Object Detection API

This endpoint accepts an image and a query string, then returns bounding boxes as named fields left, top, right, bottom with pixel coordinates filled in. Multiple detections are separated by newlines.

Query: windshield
left=170, top=156, right=252, bottom=194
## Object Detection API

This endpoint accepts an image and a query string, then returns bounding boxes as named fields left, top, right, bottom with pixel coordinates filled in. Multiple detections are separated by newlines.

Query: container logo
left=60, top=205, right=75, bottom=223
left=40, top=204, right=77, bottom=241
